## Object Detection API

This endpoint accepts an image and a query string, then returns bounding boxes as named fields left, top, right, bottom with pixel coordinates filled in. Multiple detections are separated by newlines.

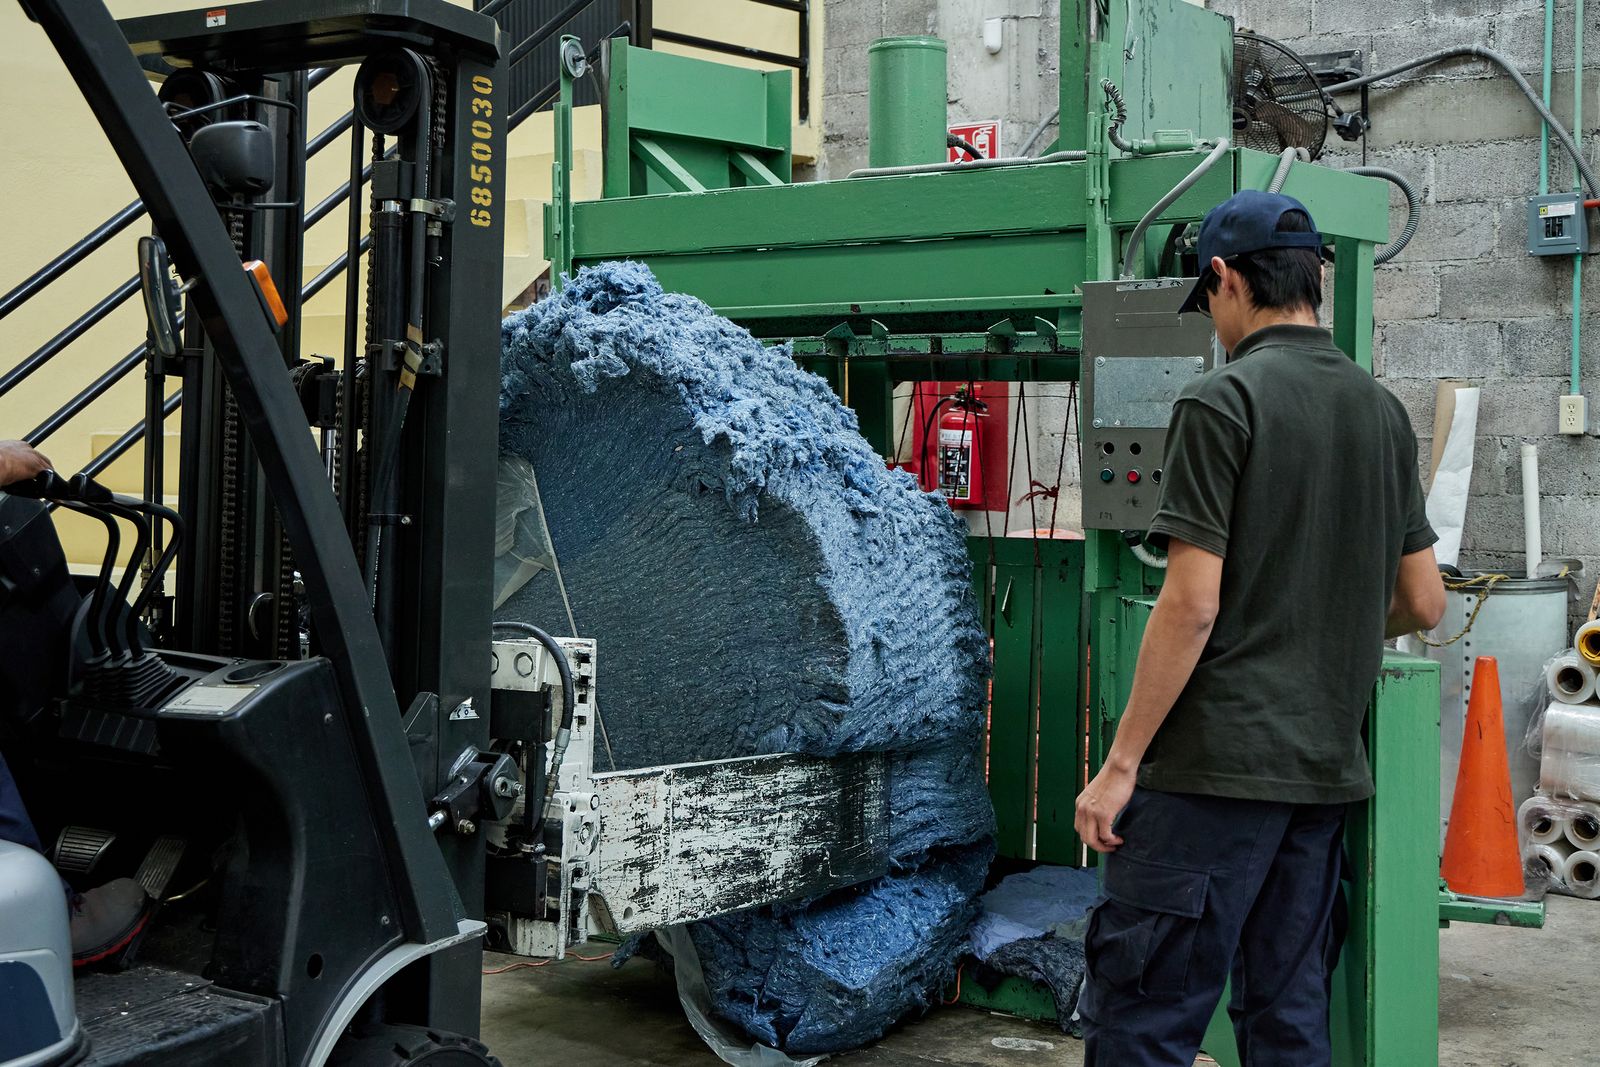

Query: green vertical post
left=546, top=35, right=580, bottom=290
left=1346, top=654, right=1442, bottom=1065
left=1035, top=541, right=1086, bottom=864
left=1331, top=236, right=1375, bottom=371
left=988, top=539, right=1040, bottom=859
left=868, top=37, right=948, bottom=167
left=1057, top=0, right=1091, bottom=152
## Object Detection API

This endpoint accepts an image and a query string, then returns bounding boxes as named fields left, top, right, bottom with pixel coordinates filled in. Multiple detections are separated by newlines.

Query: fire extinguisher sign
left=948, top=121, right=1001, bottom=163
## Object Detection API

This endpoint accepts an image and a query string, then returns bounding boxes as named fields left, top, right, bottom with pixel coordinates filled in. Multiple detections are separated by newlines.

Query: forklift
left=0, top=4, right=901, bottom=1064
left=0, top=0, right=515, bottom=1062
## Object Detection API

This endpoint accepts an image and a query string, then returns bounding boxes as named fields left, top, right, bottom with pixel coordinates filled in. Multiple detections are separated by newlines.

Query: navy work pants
left=1079, top=787, right=1348, bottom=1067
left=0, top=751, right=44, bottom=854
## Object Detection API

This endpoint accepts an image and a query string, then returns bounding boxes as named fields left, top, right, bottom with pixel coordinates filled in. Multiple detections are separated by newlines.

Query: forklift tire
left=328, top=1025, right=503, bottom=1066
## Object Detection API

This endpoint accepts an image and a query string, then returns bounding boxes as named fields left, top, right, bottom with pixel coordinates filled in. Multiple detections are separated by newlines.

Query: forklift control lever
left=6, top=469, right=113, bottom=504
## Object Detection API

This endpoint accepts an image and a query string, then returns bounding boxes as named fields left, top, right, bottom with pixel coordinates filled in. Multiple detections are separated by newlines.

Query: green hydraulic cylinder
left=867, top=36, right=947, bottom=167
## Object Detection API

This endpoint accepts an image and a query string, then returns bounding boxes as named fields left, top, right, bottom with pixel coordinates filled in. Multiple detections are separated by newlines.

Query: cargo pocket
left=1084, top=853, right=1210, bottom=999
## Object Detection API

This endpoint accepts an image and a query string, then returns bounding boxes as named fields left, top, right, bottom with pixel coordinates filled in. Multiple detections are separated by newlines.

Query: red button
left=1126, top=470, right=1141, bottom=484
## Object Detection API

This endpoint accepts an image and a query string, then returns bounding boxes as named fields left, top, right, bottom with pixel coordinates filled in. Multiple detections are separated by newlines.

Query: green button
left=1100, top=468, right=1115, bottom=483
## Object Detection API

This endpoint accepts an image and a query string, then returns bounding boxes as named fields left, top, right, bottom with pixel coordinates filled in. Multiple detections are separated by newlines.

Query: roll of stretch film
left=1541, top=704, right=1600, bottom=801
left=1577, top=620, right=1600, bottom=667
left=1525, top=842, right=1573, bottom=887
left=1563, top=800, right=1600, bottom=850
left=1546, top=652, right=1596, bottom=705
left=1519, top=795, right=1567, bottom=845
left=1562, top=850, right=1600, bottom=899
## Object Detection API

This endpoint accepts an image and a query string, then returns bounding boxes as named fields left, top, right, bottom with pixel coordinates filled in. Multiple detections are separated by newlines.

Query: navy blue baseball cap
left=1177, top=190, right=1326, bottom=314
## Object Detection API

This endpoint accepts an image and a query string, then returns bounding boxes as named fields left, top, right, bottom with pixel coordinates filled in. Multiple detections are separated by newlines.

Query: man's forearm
left=1104, top=596, right=1215, bottom=773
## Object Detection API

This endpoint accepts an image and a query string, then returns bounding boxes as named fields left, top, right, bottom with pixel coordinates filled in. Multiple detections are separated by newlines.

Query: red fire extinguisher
left=927, top=392, right=987, bottom=508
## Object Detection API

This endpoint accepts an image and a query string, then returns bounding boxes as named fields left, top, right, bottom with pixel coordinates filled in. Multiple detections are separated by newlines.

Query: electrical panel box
left=1527, top=193, right=1590, bottom=256
left=1080, top=279, right=1217, bottom=531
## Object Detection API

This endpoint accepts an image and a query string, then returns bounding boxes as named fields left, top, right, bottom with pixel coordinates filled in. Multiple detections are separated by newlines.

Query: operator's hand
left=1075, top=763, right=1135, bottom=854
left=0, top=440, right=51, bottom=487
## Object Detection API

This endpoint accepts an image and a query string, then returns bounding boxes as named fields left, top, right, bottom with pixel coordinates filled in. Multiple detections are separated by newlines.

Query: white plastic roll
left=1541, top=703, right=1600, bottom=801
left=1577, top=619, right=1600, bottom=668
left=1519, top=795, right=1567, bottom=845
left=1562, top=850, right=1600, bottom=899
left=1522, top=443, right=1541, bottom=579
left=1545, top=652, right=1596, bottom=705
left=1525, top=842, right=1573, bottom=887
left=1563, top=800, right=1600, bottom=850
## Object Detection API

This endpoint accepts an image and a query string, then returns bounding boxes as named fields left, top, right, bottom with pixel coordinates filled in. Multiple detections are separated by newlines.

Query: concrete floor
left=480, top=895, right=1595, bottom=1066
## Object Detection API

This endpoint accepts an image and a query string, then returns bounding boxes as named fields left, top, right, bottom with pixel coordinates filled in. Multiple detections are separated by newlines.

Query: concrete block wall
left=1210, top=0, right=1600, bottom=612
left=820, top=0, right=1600, bottom=596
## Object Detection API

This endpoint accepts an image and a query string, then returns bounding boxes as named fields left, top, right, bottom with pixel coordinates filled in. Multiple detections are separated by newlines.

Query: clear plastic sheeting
left=1519, top=658, right=1600, bottom=898
left=655, top=926, right=827, bottom=1067
left=492, top=454, right=555, bottom=610
left=1518, top=791, right=1600, bottom=899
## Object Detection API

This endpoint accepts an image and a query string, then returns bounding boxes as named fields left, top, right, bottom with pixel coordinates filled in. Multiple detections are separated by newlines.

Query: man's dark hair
left=1201, top=209, right=1323, bottom=313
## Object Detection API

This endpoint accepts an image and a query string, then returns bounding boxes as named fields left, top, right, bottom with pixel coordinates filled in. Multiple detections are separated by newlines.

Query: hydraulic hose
left=493, top=620, right=577, bottom=841
left=1128, top=538, right=1169, bottom=570
left=1345, top=166, right=1420, bottom=264
left=1103, top=79, right=1133, bottom=154
left=1292, top=46, right=1598, bottom=197
left=1267, top=147, right=1307, bottom=193
left=1019, top=106, right=1061, bottom=157
left=1121, top=138, right=1232, bottom=279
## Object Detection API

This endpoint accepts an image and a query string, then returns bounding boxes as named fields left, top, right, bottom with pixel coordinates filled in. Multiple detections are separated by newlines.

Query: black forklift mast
left=17, top=0, right=508, bottom=1054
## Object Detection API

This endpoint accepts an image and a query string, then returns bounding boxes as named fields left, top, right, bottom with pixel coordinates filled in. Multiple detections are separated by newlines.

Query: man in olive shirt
left=1073, top=191, right=1446, bottom=1066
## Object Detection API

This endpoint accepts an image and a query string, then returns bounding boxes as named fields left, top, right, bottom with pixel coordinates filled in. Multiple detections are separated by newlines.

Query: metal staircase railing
left=1, top=0, right=642, bottom=484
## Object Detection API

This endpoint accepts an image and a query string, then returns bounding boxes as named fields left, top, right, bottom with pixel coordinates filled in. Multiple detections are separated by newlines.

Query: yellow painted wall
left=0, top=0, right=822, bottom=564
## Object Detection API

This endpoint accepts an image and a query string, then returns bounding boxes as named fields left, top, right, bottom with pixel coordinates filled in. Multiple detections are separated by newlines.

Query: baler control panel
left=1080, top=279, right=1217, bottom=531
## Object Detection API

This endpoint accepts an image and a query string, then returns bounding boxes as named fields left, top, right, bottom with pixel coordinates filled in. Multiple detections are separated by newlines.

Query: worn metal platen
left=1079, top=279, right=1216, bottom=530
left=593, top=751, right=889, bottom=932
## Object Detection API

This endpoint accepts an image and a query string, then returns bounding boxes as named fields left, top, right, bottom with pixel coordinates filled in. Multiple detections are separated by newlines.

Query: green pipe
left=1542, top=0, right=1555, bottom=194
left=867, top=37, right=948, bottom=168
left=1573, top=0, right=1584, bottom=398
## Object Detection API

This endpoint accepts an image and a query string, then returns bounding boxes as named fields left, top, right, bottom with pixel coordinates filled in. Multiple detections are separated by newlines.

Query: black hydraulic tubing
left=339, top=120, right=366, bottom=531
left=948, top=134, right=984, bottom=160
left=920, top=395, right=955, bottom=490
left=0, top=201, right=144, bottom=322
left=1291, top=46, right=1599, bottom=197
left=0, top=276, right=140, bottom=400
left=492, top=620, right=576, bottom=839
left=28, top=0, right=463, bottom=941
left=366, top=91, right=433, bottom=636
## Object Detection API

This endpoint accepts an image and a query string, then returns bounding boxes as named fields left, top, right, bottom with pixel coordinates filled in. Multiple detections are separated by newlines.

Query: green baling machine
left=542, top=2, right=1539, bottom=1062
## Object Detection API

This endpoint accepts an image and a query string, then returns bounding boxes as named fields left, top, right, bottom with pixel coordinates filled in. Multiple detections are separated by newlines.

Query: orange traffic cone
left=1441, top=656, right=1526, bottom=898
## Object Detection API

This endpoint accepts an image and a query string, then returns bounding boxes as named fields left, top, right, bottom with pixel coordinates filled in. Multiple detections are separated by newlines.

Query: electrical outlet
left=1560, top=393, right=1588, bottom=436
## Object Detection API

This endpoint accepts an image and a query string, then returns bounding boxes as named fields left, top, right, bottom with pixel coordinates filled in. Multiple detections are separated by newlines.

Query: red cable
left=482, top=951, right=613, bottom=975
left=941, top=963, right=964, bottom=1005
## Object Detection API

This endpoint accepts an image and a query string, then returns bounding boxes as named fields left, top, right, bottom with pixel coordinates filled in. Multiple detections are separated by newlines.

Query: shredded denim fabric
left=498, top=262, right=994, bottom=1054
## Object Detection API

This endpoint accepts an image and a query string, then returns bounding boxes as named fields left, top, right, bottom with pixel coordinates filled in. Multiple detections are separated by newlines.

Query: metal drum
left=1421, top=575, right=1570, bottom=847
